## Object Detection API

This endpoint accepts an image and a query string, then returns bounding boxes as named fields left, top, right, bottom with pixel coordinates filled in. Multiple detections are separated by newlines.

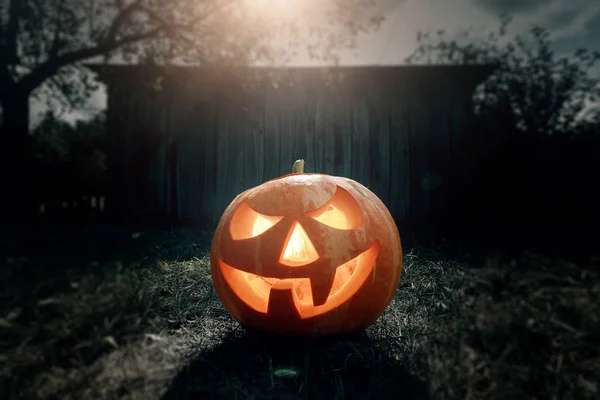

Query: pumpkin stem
left=292, top=159, right=305, bottom=173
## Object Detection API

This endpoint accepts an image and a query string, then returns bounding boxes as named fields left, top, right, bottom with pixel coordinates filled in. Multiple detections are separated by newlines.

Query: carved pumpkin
left=210, top=160, right=403, bottom=336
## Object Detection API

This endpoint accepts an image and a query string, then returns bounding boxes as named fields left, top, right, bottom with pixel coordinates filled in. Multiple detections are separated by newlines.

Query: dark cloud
left=545, top=7, right=582, bottom=28
left=473, top=0, right=552, bottom=15
left=553, top=12, right=600, bottom=52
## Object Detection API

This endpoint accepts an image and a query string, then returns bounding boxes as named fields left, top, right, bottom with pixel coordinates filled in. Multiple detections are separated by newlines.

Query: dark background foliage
left=406, top=17, right=600, bottom=255
left=31, top=111, right=108, bottom=221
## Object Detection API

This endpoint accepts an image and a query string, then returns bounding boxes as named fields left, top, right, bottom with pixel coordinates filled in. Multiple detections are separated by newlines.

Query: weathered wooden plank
left=367, top=75, right=391, bottom=207
left=446, top=79, right=477, bottom=220
left=242, top=95, right=263, bottom=190
left=424, top=79, right=451, bottom=221
left=263, top=87, right=282, bottom=181
left=291, top=100, right=307, bottom=168
left=231, top=106, right=248, bottom=202
left=174, top=99, right=188, bottom=220
left=112, top=80, right=135, bottom=216
left=155, top=133, right=167, bottom=214
left=220, top=105, right=242, bottom=221
left=178, top=95, right=204, bottom=221
left=339, top=86, right=353, bottom=179
left=351, top=92, right=371, bottom=188
left=323, top=86, right=336, bottom=176
left=157, top=94, right=174, bottom=220
left=166, top=113, right=179, bottom=220
left=200, top=103, right=218, bottom=225
left=407, top=75, right=431, bottom=221
left=126, top=85, right=142, bottom=214
left=285, top=72, right=304, bottom=167
left=332, top=99, right=345, bottom=177
left=188, top=98, right=208, bottom=224
left=135, top=85, right=168, bottom=219
left=151, top=86, right=169, bottom=219
left=380, top=78, right=392, bottom=209
left=302, top=81, right=317, bottom=174
left=279, top=99, right=294, bottom=176
left=407, top=107, right=423, bottom=219
left=253, top=96, right=267, bottom=186
left=313, top=83, right=327, bottom=175
left=388, top=80, right=411, bottom=221
left=211, top=105, right=230, bottom=224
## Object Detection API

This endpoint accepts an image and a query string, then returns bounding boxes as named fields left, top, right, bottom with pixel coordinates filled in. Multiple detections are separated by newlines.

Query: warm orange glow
left=313, top=205, right=348, bottom=229
left=307, top=187, right=363, bottom=229
left=252, top=214, right=277, bottom=237
left=280, top=221, right=319, bottom=266
left=218, top=242, right=380, bottom=318
left=229, top=202, right=282, bottom=240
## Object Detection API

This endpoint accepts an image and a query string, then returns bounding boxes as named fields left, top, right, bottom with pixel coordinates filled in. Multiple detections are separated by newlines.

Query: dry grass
left=0, top=224, right=598, bottom=399
left=428, top=253, right=600, bottom=400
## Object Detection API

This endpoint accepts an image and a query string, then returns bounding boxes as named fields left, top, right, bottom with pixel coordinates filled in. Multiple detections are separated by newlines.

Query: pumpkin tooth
left=309, top=269, right=336, bottom=306
left=330, top=258, right=357, bottom=295
left=267, top=281, right=301, bottom=319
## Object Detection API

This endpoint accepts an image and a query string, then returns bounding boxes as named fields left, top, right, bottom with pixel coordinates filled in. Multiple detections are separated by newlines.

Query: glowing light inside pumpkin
left=217, top=242, right=381, bottom=318
left=280, top=221, right=319, bottom=266
left=252, top=214, right=278, bottom=237
left=313, top=205, right=348, bottom=229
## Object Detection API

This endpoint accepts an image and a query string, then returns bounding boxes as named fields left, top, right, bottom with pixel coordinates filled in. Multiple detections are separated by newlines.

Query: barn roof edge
left=84, top=63, right=498, bottom=73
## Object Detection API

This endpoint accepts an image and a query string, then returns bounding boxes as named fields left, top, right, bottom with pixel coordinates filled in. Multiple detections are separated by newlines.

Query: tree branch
left=49, top=0, right=68, bottom=60
left=139, top=0, right=235, bottom=45
left=104, top=0, right=145, bottom=45
left=0, top=0, right=22, bottom=94
left=15, top=0, right=235, bottom=94
left=19, top=28, right=162, bottom=94
left=1, top=0, right=22, bottom=65
left=47, top=0, right=144, bottom=63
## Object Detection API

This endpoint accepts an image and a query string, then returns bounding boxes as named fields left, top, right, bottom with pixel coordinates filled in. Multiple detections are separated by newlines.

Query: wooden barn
left=91, top=64, right=494, bottom=227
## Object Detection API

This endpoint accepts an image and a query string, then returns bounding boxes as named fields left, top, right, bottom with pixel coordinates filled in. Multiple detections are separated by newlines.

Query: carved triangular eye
left=229, top=201, right=283, bottom=240
left=308, top=186, right=362, bottom=230
left=280, top=220, right=319, bottom=267
left=252, top=214, right=280, bottom=237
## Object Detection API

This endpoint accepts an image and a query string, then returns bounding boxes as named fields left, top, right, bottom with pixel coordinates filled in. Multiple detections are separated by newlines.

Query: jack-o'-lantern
left=210, top=160, right=403, bottom=336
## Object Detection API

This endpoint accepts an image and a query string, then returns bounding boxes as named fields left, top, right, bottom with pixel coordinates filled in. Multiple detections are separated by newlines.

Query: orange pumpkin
left=210, top=161, right=403, bottom=336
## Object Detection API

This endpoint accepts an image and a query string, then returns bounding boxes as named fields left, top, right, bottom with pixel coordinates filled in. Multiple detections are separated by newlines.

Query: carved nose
left=279, top=220, right=319, bottom=266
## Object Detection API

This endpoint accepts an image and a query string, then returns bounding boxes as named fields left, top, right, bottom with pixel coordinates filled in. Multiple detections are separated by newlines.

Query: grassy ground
left=1, top=223, right=598, bottom=399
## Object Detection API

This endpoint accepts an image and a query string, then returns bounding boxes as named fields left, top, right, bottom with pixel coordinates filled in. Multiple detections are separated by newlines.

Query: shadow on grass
left=162, top=329, right=430, bottom=400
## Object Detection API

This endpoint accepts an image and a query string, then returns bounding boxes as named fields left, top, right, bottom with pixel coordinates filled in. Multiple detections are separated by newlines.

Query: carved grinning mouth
left=218, top=241, right=380, bottom=319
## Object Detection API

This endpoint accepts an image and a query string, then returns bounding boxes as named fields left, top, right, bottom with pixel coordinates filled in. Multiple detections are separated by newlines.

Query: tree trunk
left=0, top=90, right=36, bottom=223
